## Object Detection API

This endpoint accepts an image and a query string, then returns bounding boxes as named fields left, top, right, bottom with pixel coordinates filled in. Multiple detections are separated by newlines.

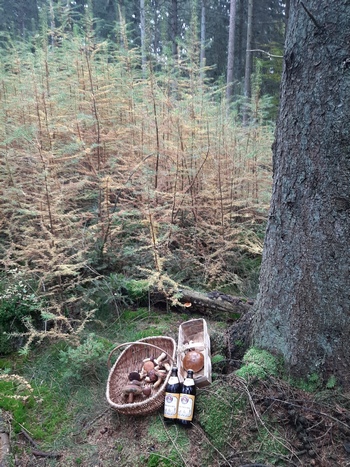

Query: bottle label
left=177, top=394, right=195, bottom=421
left=164, top=392, right=180, bottom=419
left=168, top=376, right=179, bottom=385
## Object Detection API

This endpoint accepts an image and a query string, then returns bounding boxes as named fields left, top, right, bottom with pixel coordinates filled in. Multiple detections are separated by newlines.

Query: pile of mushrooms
left=122, top=351, right=171, bottom=403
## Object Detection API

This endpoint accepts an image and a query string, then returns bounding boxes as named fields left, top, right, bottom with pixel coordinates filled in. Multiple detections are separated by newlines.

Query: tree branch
left=247, top=49, right=283, bottom=59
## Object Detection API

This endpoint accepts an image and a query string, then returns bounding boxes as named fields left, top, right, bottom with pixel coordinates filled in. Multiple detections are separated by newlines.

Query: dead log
left=152, top=288, right=253, bottom=317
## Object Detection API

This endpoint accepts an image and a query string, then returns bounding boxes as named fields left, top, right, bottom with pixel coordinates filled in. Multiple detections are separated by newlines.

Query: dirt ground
left=9, top=374, right=350, bottom=467
left=3, top=309, right=350, bottom=467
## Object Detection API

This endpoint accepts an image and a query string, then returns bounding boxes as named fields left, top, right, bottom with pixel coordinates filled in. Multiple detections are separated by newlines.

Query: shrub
left=58, top=333, right=110, bottom=382
left=0, top=271, right=43, bottom=354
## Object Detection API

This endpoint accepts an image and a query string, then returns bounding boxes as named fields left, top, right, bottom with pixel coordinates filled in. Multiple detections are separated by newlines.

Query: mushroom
left=145, top=369, right=158, bottom=383
left=154, top=352, right=167, bottom=366
left=161, top=361, right=171, bottom=372
left=122, top=382, right=143, bottom=403
left=128, top=371, right=141, bottom=382
left=183, top=350, right=204, bottom=373
left=142, top=385, right=152, bottom=397
left=153, top=369, right=167, bottom=389
left=140, top=359, right=155, bottom=379
left=143, top=360, right=155, bottom=372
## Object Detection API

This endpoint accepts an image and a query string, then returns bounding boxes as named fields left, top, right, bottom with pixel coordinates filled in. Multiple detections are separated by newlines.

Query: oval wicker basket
left=106, top=336, right=176, bottom=415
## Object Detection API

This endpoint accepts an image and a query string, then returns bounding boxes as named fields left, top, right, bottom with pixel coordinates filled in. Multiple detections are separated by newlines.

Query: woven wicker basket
left=106, top=336, right=176, bottom=415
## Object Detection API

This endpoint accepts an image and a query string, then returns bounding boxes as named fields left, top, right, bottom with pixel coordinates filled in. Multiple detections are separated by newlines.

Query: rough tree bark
left=251, top=0, right=350, bottom=386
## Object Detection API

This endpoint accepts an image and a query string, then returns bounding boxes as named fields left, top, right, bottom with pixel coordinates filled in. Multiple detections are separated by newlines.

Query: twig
left=247, top=49, right=283, bottom=59
left=81, top=407, right=112, bottom=431
left=190, top=422, right=234, bottom=466
left=269, top=397, right=350, bottom=431
left=300, top=2, right=322, bottom=29
left=32, top=449, right=62, bottom=458
left=20, top=428, right=61, bottom=458
left=234, top=377, right=300, bottom=463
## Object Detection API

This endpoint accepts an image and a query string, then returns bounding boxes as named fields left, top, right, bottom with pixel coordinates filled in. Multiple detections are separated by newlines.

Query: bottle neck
left=183, top=371, right=195, bottom=386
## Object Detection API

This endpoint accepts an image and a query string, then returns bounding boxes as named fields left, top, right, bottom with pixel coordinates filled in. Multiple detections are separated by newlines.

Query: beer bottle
left=177, top=369, right=196, bottom=427
left=163, top=367, right=181, bottom=424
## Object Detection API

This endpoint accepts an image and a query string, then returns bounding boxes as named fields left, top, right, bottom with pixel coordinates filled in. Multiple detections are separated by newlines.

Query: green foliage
left=0, top=372, right=69, bottom=438
left=147, top=452, right=182, bottom=467
left=211, top=354, right=225, bottom=365
left=0, top=271, right=43, bottom=354
left=59, top=333, right=110, bottom=382
left=0, top=376, right=34, bottom=430
left=235, top=347, right=280, bottom=380
left=292, top=372, right=322, bottom=393
left=87, top=274, right=150, bottom=321
left=326, top=375, right=337, bottom=389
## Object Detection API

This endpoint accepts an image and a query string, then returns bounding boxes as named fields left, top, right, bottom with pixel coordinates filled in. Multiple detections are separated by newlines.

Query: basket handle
left=107, top=341, right=175, bottom=370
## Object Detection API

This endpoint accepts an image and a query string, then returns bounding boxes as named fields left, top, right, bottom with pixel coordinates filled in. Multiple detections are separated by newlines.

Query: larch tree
left=252, top=0, right=350, bottom=386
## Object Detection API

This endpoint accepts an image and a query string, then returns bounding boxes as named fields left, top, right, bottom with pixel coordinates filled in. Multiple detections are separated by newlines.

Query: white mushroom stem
left=153, top=375, right=163, bottom=389
left=140, top=368, right=147, bottom=379
left=154, top=352, right=167, bottom=365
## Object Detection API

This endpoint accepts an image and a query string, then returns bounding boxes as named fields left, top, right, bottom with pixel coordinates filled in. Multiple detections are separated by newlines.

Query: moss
left=235, top=347, right=280, bottom=380
left=291, top=372, right=322, bottom=393
left=326, top=375, right=336, bottom=389
left=196, top=382, right=244, bottom=450
left=251, top=425, right=288, bottom=464
left=0, top=375, right=70, bottom=439
left=146, top=418, right=189, bottom=466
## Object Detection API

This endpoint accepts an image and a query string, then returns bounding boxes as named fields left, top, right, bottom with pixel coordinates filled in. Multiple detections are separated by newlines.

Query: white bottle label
left=164, top=392, right=179, bottom=419
left=177, top=394, right=195, bottom=421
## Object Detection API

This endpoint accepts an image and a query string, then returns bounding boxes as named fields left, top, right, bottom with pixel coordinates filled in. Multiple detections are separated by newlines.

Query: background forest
left=0, top=0, right=287, bottom=353
left=0, top=2, right=305, bottom=466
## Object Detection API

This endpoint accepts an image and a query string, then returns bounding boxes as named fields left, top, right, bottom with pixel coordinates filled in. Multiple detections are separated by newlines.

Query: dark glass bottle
left=163, top=367, right=181, bottom=424
left=177, top=369, right=196, bottom=427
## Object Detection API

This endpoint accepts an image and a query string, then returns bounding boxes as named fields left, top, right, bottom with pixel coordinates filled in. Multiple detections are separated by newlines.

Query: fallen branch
left=20, top=429, right=61, bottom=459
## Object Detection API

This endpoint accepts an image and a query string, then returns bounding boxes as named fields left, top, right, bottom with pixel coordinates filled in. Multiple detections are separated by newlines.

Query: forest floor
left=2, top=307, right=350, bottom=467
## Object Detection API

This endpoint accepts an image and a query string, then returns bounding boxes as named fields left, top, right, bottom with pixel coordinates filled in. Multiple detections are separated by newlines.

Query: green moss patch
left=235, top=347, right=281, bottom=380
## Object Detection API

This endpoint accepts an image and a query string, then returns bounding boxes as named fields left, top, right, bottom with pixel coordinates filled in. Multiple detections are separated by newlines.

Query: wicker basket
left=106, top=336, right=176, bottom=415
left=177, top=318, right=212, bottom=388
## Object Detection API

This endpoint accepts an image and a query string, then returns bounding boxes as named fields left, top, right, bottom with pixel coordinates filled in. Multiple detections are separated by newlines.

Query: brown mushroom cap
left=122, top=384, right=143, bottom=403
left=147, top=369, right=158, bottom=383
left=143, top=360, right=155, bottom=372
left=128, top=371, right=141, bottom=381
left=183, top=350, right=204, bottom=372
left=142, top=385, right=152, bottom=397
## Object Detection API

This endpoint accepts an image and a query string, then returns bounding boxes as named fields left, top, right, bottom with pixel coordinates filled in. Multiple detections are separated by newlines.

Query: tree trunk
left=140, top=0, right=147, bottom=76
left=170, top=0, right=178, bottom=60
left=242, top=0, right=253, bottom=124
left=284, top=0, right=290, bottom=37
left=252, top=0, right=350, bottom=386
left=200, top=0, right=206, bottom=83
left=226, top=0, right=237, bottom=103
